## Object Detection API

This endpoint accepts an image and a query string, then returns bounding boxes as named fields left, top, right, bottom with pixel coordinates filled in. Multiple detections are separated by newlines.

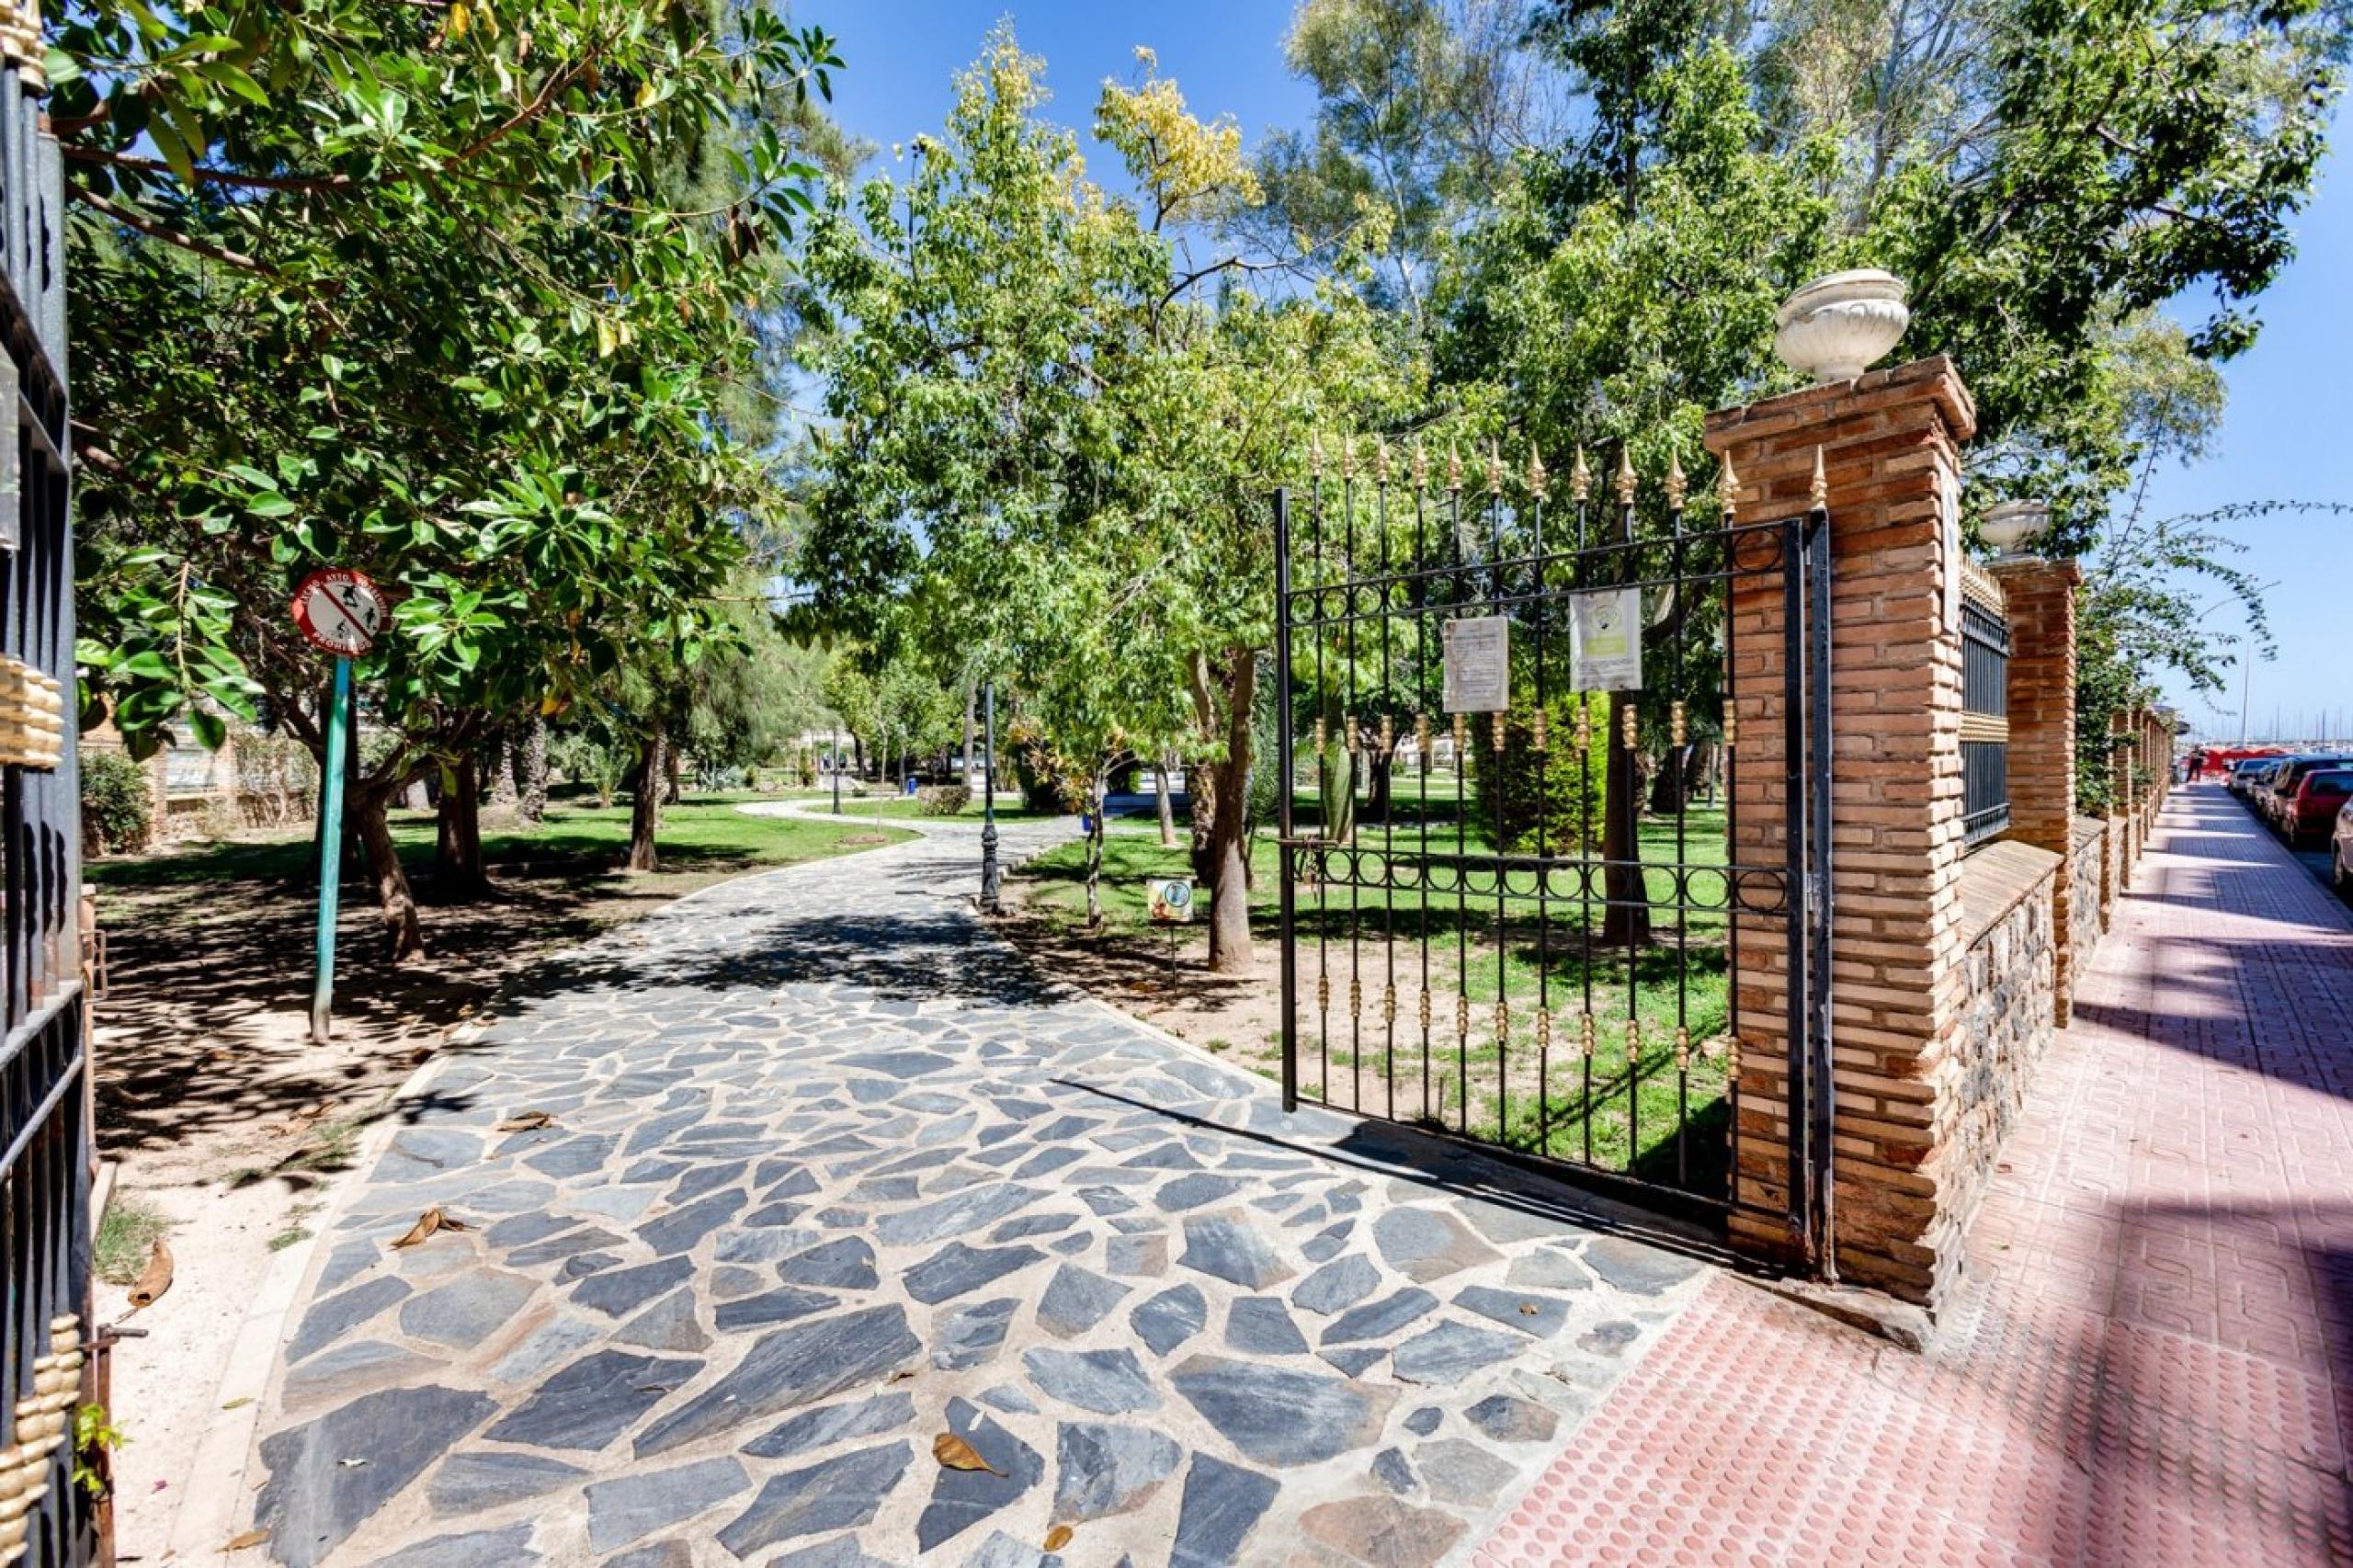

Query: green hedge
left=1465, top=690, right=1610, bottom=855
left=82, top=751, right=153, bottom=855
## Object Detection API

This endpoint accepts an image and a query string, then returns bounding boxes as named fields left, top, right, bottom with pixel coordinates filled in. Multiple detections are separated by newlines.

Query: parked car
left=2264, top=757, right=2353, bottom=833
left=2284, top=769, right=2353, bottom=846
left=2228, top=756, right=2282, bottom=797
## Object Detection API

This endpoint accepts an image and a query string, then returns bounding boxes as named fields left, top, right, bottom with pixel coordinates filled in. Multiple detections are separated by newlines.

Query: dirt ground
left=86, top=831, right=824, bottom=1562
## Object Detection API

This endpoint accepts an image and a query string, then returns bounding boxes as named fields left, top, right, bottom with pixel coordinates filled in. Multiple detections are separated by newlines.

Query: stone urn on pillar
left=1978, top=499, right=2052, bottom=561
left=1773, top=269, right=1911, bottom=384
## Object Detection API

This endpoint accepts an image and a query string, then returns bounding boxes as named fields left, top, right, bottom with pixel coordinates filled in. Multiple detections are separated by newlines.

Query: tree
left=63, top=1, right=841, bottom=956
left=801, top=36, right=1412, bottom=972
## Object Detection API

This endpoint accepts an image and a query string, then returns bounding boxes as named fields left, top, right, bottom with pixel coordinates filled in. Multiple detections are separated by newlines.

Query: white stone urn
left=1979, top=499, right=2052, bottom=558
left=1773, top=269, right=1911, bottom=384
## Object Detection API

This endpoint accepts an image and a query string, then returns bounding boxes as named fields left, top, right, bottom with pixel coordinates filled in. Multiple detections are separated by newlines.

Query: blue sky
left=800, top=3, right=2352, bottom=743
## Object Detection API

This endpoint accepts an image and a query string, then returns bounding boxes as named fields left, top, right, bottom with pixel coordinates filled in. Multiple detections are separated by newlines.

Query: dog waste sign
left=1441, top=616, right=1509, bottom=712
left=1147, top=878, right=1195, bottom=924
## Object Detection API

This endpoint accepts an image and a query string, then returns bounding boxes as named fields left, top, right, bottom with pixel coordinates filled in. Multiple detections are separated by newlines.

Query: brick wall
left=1705, top=357, right=1975, bottom=1300
left=1989, top=559, right=2079, bottom=1022
left=2071, top=818, right=2108, bottom=960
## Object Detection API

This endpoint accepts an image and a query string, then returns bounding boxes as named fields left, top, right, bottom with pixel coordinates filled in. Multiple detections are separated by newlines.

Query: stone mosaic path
left=247, top=809, right=1711, bottom=1567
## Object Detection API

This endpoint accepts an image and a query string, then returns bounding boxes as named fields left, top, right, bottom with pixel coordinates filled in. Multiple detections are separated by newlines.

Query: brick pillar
left=1705, top=356, right=1975, bottom=1303
left=1990, top=557, right=2081, bottom=1024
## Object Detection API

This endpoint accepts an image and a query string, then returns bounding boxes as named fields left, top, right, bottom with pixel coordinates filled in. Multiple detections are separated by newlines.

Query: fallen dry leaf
left=222, top=1528, right=270, bottom=1551
left=1518, top=1302, right=1539, bottom=1316
left=1044, top=1524, right=1074, bottom=1551
left=495, top=1110, right=554, bottom=1132
left=886, top=1369, right=917, bottom=1384
left=129, top=1239, right=175, bottom=1310
left=932, top=1432, right=1001, bottom=1476
left=392, top=1208, right=443, bottom=1248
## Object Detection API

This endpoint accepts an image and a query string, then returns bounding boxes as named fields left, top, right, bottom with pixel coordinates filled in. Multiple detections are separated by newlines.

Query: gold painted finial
left=1486, top=441, right=1505, bottom=496
left=1447, top=440, right=1463, bottom=493
left=1526, top=448, right=1549, bottom=499
left=1665, top=451, right=1688, bottom=510
left=1310, top=433, right=1324, bottom=480
left=1411, top=438, right=1429, bottom=490
left=1614, top=445, right=1637, bottom=506
left=1340, top=434, right=1357, bottom=482
left=1374, top=438, right=1390, bottom=484
left=1719, top=454, right=1740, bottom=520
left=1569, top=448, right=1591, bottom=504
left=1810, top=446, right=1828, bottom=509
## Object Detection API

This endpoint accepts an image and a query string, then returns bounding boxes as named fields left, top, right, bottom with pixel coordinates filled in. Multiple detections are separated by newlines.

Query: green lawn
left=86, top=792, right=911, bottom=890
left=1017, top=801, right=1736, bottom=1196
left=846, top=793, right=1071, bottom=822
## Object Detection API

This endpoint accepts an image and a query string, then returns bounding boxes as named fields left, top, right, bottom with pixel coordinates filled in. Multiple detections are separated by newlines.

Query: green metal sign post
left=311, top=655, right=352, bottom=1044
left=291, top=565, right=386, bottom=1046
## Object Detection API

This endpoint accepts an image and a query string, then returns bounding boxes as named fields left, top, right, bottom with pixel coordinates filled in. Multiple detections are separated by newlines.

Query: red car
left=2285, top=768, right=2353, bottom=846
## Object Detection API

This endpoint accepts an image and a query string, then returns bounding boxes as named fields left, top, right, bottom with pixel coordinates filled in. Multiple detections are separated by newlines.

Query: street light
left=981, top=682, right=1001, bottom=913
left=830, top=722, right=842, bottom=815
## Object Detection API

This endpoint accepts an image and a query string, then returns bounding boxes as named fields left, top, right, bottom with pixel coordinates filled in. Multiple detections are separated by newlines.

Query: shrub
left=1464, top=689, right=1610, bottom=855
left=81, top=751, right=153, bottom=855
left=916, top=784, right=972, bottom=815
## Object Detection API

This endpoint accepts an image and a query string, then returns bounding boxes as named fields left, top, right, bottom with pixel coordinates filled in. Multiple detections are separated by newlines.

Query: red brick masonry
left=1478, top=785, right=2353, bottom=1566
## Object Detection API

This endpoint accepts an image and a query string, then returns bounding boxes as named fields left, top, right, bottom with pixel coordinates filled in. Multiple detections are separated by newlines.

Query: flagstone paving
left=247, top=810, right=1712, bottom=1566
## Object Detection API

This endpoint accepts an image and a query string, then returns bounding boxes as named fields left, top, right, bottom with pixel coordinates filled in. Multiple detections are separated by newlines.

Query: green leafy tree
left=61, top=1, right=840, bottom=955
left=801, top=36, right=1413, bottom=971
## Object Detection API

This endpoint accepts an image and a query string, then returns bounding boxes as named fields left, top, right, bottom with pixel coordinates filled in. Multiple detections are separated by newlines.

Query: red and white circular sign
left=291, top=568, right=386, bottom=657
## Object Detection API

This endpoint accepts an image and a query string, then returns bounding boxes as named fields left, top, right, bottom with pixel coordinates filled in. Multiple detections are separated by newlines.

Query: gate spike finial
left=1340, top=434, right=1357, bottom=482
left=1569, top=447, right=1591, bottom=503
left=1447, top=440, right=1463, bottom=493
left=1525, top=447, right=1549, bottom=499
left=1719, top=453, right=1741, bottom=520
left=1374, top=437, right=1390, bottom=484
left=1614, top=444, right=1637, bottom=506
left=1665, top=450, right=1688, bottom=510
left=1310, top=433, right=1324, bottom=480
left=1810, top=446, right=1828, bottom=509
left=1485, top=440, right=1505, bottom=496
left=1411, top=438, right=1429, bottom=490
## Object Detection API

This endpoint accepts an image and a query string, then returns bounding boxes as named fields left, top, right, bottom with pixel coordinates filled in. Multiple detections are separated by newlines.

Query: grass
left=95, top=1195, right=173, bottom=1285
left=845, top=794, right=1071, bottom=822
left=85, top=792, right=913, bottom=890
left=1017, top=798, right=1739, bottom=1196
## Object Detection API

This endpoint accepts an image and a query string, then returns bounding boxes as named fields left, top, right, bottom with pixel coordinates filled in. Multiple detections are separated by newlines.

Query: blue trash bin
left=904, top=777, right=920, bottom=797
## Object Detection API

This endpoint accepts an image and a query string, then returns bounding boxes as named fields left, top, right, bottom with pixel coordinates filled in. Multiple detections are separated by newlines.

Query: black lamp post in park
left=981, top=682, right=1002, bottom=913
left=830, top=722, right=842, bottom=815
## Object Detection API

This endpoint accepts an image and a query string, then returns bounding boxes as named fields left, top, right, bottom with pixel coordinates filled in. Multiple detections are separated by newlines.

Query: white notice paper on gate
left=1571, top=588, right=1643, bottom=692
left=1441, top=616, right=1510, bottom=712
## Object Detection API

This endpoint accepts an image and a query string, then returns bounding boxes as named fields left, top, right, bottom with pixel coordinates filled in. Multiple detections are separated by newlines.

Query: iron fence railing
left=0, top=51, right=92, bottom=1568
left=1961, top=593, right=2011, bottom=851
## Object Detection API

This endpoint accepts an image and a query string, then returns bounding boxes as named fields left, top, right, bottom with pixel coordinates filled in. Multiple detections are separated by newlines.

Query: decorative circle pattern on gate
left=1269, top=438, right=1834, bottom=1253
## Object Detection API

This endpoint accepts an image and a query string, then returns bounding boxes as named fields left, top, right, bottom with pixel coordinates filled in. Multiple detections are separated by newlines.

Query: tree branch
left=67, top=185, right=280, bottom=277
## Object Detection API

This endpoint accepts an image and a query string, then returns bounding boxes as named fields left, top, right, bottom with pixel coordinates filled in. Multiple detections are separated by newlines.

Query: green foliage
left=1466, top=690, right=1609, bottom=855
left=73, top=1403, right=128, bottom=1500
left=549, top=730, right=632, bottom=810
left=686, top=580, right=832, bottom=778
left=94, top=1195, right=172, bottom=1285
left=63, top=1, right=841, bottom=793
left=80, top=750, right=153, bottom=855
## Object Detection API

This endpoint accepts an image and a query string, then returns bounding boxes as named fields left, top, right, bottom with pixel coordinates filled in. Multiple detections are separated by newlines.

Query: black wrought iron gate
left=0, top=51, right=93, bottom=1568
left=1272, top=444, right=1836, bottom=1267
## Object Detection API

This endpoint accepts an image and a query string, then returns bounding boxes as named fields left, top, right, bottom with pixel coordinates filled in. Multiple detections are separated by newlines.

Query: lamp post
left=830, top=722, right=842, bottom=815
left=980, top=681, right=1001, bottom=913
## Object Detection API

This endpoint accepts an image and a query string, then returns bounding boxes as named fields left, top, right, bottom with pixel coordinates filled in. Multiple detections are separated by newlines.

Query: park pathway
left=1477, top=783, right=2353, bottom=1566
left=241, top=808, right=1717, bottom=1567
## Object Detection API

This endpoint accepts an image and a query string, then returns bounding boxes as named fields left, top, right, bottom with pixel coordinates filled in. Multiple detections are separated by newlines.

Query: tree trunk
left=1188, top=651, right=1258, bottom=973
left=1154, top=756, right=1176, bottom=847
left=961, top=683, right=978, bottom=787
left=1600, top=691, right=1653, bottom=948
left=628, top=721, right=666, bottom=872
left=663, top=739, right=683, bottom=804
left=516, top=715, right=549, bottom=823
left=1649, top=743, right=1688, bottom=816
left=435, top=754, right=490, bottom=898
left=1084, top=776, right=1107, bottom=926
left=355, top=789, right=426, bottom=961
left=489, top=736, right=518, bottom=808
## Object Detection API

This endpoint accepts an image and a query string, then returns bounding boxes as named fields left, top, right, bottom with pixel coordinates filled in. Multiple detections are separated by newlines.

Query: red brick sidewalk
left=1477, top=785, right=2353, bottom=1567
